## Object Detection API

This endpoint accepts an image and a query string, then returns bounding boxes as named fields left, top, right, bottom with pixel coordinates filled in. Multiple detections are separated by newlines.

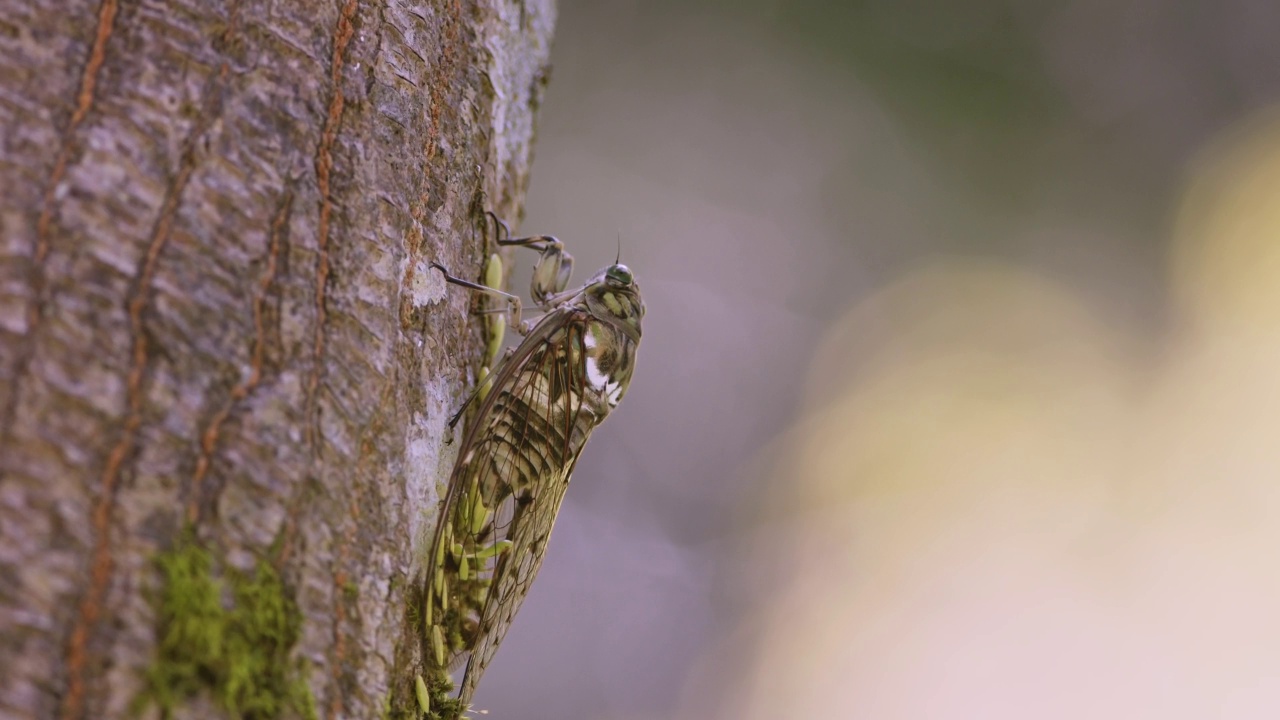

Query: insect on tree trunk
left=0, top=1, right=555, bottom=718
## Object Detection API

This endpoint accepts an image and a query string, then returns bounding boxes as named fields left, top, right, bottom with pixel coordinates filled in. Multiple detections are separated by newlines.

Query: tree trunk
left=0, top=1, right=555, bottom=717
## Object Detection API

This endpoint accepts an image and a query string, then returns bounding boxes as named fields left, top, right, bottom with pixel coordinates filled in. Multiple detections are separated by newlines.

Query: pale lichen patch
left=406, top=258, right=449, bottom=308
left=404, top=377, right=463, bottom=569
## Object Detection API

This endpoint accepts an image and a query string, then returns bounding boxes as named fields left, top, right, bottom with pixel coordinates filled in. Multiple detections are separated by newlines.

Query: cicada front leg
left=486, top=211, right=574, bottom=309
left=427, top=262, right=530, bottom=334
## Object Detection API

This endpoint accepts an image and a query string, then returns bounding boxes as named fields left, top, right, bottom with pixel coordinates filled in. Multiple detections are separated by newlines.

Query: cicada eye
left=605, top=264, right=633, bottom=286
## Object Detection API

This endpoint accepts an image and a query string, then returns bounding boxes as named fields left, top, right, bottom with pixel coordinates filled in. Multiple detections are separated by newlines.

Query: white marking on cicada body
left=605, top=380, right=623, bottom=407
left=585, top=355, right=609, bottom=391
left=584, top=333, right=625, bottom=407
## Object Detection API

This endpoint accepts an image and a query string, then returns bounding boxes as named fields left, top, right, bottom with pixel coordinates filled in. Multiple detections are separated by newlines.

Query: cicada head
left=584, top=263, right=644, bottom=342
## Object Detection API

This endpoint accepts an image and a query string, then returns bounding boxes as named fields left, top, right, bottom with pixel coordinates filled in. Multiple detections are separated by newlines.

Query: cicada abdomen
left=422, top=221, right=643, bottom=716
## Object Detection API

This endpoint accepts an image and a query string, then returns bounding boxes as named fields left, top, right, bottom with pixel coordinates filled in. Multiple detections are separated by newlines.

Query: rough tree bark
left=0, top=0, right=555, bottom=717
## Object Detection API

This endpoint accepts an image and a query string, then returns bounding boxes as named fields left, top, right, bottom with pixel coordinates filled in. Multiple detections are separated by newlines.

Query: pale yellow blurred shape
left=1139, top=109, right=1280, bottom=524
left=697, top=110, right=1280, bottom=720
left=1171, top=108, right=1280, bottom=334
left=723, top=262, right=1133, bottom=720
left=1120, top=110, right=1280, bottom=718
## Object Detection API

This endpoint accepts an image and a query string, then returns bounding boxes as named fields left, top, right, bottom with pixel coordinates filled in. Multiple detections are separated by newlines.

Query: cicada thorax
left=423, top=223, right=644, bottom=712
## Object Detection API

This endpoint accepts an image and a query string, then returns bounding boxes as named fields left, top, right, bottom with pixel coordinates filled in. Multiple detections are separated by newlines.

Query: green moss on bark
left=137, top=535, right=317, bottom=719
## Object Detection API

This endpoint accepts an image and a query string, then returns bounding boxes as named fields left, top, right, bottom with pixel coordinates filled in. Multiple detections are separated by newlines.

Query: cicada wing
left=426, top=308, right=601, bottom=705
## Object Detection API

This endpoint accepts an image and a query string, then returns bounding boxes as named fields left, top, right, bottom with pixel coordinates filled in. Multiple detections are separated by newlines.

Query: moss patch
left=423, top=673, right=464, bottom=720
left=138, top=535, right=317, bottom=719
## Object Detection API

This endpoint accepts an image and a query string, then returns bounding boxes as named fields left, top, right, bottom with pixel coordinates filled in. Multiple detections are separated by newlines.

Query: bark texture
left=0, top=0, right=555, bottom=717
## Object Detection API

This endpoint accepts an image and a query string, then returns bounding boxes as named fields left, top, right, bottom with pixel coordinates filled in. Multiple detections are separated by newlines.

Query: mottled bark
left=0, top=0, right=555, bottom=718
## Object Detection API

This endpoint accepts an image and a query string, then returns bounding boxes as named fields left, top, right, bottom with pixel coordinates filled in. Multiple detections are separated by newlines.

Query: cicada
left=421, top=216, right=644, bottom=715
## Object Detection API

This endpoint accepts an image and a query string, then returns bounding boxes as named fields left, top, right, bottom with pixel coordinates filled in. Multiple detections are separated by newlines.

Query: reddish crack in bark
left=306, top=0, right=359, bottom=455
left=60, top=10, right=239, bottom=716
left=278, top=0, right=360, bottom=575
left=0, top=0, right=120, bottom=458
left=187, top=191, right=292, bottom=525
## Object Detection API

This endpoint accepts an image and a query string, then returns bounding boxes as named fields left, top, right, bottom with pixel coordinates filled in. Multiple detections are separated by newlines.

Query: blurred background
left=476, top=1, right=1280, bottom=718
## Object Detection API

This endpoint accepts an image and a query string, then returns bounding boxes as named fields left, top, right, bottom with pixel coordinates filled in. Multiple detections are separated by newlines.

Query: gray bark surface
left=0, top=0, right=555, bottom=717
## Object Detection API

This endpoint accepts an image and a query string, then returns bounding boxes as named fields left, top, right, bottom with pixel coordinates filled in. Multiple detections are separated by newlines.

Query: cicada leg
left=434, top=213, right=575, bottom=427
left=497, top=235, right=574, bottom=308
left=429, top=259, right=535, bottom=429
left=487, top=209, right=576, bottom=309
left=443, top=345, right=517, bottom=430
left=428, top=262, right=528, bottom=333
